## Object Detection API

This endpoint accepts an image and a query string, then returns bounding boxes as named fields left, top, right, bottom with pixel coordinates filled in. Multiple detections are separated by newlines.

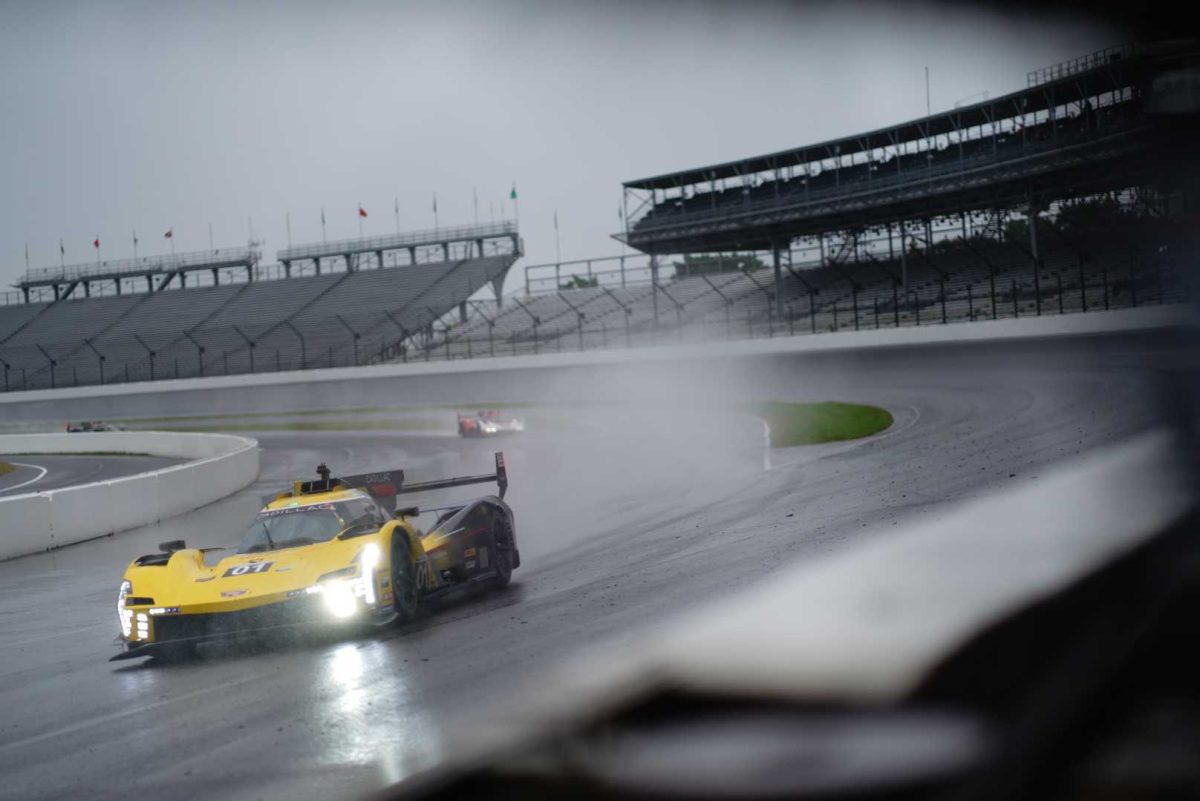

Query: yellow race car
left=111, top=453, right=518, bottom=661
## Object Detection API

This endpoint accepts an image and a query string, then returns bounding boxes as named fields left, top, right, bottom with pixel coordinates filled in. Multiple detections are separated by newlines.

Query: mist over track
left=0, top=330, right=1180, bottom=801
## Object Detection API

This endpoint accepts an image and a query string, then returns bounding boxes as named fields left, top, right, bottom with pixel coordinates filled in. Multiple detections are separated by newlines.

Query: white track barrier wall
left=0, top=432, right=258, bottom=561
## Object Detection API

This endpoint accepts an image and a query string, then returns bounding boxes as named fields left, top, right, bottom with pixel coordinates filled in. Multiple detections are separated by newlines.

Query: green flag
left=509, top=184, right=517, bottom=200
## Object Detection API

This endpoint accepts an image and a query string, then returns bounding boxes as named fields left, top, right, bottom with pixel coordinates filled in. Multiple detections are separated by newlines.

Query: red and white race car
left=457, top=410, right=525, bottom=438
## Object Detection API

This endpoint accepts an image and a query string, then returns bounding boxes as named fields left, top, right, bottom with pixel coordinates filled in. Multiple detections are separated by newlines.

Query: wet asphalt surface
left=0, top=331, right=1185, bottom=801
left=0, top=454, right=183, bottom=496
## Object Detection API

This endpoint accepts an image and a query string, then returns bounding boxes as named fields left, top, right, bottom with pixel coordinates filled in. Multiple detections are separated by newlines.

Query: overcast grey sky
left=0, top=1, right=1118, bottom=294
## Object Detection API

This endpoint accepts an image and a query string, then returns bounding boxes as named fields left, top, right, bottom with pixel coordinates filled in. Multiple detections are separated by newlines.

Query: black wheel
left=489, top=517, right=515, bottom=590
left=391, top=532, right=420, bottom=621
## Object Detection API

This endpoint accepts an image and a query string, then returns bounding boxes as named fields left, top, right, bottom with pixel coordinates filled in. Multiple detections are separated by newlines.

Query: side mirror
left=158, top=540, right=187, bottom=553
left=396, top=506, right=420, bottom=518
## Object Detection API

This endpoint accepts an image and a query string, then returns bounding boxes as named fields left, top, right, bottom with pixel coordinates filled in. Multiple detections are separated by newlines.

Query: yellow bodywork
left=117, top=486, right=431, bottom=648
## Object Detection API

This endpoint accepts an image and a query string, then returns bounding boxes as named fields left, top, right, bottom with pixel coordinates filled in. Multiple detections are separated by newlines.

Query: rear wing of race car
left=297, top=451, right=508, bottom=507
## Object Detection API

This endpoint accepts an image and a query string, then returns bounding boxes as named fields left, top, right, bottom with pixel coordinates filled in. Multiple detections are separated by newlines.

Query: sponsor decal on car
left=220, top=589, right=249, bottom=598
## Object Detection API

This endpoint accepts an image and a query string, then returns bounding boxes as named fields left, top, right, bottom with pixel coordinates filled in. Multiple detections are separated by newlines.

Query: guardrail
left=0, top=432, right=259, bottom=561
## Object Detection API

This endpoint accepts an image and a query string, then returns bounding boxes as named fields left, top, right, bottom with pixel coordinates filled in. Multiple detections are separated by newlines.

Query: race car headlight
left=321, top=580, right=358, bottom=619
left=359, top=543, right=381, bottom=605
left=117, top=580, right=133, bottom=638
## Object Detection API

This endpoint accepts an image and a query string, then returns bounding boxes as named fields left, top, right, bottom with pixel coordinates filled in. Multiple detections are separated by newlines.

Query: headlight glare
left=117, top=580, right=133, bottom=638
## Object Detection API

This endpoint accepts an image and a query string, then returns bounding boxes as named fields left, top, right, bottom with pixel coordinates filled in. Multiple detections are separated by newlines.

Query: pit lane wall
left=0, top=432, right=258, bottom=561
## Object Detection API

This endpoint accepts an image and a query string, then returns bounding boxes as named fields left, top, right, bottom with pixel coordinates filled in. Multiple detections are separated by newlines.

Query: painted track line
left=0, top=462, right=48, bottom=495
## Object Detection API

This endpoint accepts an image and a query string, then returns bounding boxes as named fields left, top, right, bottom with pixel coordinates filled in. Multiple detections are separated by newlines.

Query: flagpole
left=59, top=239, right=65, bottom=269
left=394, top=197, right=400, bottom=234
left=554, top=210, right=561, bottom=264
left=24, top=242, right=30, bottom=272
left=133, top=230, right=139, bottom=261
left=433, top=192, right=439, bottom=233
left=286, top=212, right=292, bottom=248
left=321, top=208, right=327, bottom=243
left=358, top=203, right=363, bottom=238
left=209, top=223, right=214, bottom=250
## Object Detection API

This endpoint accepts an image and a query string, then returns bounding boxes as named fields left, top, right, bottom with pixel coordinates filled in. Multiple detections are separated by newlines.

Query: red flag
left=358, top=205, right=368, bottom=218
left=93, top=237, right=100, bottom=249
left=164, top=228, right=173, bottom=239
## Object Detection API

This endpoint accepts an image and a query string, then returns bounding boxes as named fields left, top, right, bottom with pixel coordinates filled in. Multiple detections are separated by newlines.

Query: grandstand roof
left=17, top=246, right=260, bottom=289
left=624, top=44, right=1146, bottom=191
left=277, top=221, right=518, bottom=262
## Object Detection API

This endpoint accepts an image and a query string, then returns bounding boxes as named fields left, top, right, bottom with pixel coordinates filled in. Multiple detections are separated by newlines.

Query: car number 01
left=223, top=562, right=273, bottom=577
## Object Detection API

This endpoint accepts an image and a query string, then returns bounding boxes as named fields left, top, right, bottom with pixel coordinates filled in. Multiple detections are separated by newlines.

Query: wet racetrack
left=0, top=332, right=1184, bottom=801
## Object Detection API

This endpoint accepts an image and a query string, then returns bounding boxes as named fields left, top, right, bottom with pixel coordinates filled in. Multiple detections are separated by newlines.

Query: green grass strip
left=0, top=462, right=14, bottom=476
left=752, top=401, right=893, bottom=447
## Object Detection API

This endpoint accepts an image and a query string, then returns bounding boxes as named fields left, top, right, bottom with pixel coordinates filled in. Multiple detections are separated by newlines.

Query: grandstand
left=2, top=42, right=1197, bottom=391
left=0, top=224, right=519, bottom=390
left=416, top=40, right=1197, bottom=359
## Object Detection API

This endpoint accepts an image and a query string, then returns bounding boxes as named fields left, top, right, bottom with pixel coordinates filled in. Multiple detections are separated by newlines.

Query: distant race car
left=111, top=452, right=519, bottom=661
left=457, top=410, right=525, bottom=437
left=66, top=421, right=127, bottom=432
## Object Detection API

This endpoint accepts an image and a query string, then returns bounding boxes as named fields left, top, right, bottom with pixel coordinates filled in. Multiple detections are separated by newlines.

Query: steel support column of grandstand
left=508, top=296, right=540, bottom=354
left=772, top=244, right=785, bottom=318
left=650, top=255, right=659, bottom=330
left=282, top=321, right=307, bottom=369
left=231, top=325, right=256, bottom=373
left=132, top=334, right=156, bottom=381
left=600, top=285, right=634, bottom=346
left=656, top=282, right=685, bottom=341
left=34, top=344, right=56, bottom=389
left=1029, top=201, right=1043, bottom=316
left=557, top=292, right=588, bottom=351
left=82, top=338, right=106, bottom=385
left=334, top=315, right=361, bottom=367
left=381, top=310, right=412, bottom=364
left=781, top=257, right=820, bottom=335
left=182, top=331, right=206, bottom=376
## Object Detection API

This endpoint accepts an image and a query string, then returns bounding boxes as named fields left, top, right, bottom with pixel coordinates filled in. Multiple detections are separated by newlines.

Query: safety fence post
left=1079, top=256, right=1088, bottom=313
left=1012, top=280, right=1019, bottom=318
left=853, top=290, right=860, bottom=331
left=1057, top=274, right=1064, bottom=314
left=1034, top=258, right=1042, bottom=316
left=967, top=284, right=974, bottom=321
left=874, top=297, right=880, bottom=329
left=989, top=265, right=998, bottom=320
left=832, top=303, right=838, bottom=332
left=1103, top=267, right=1110, bottom=310
left=940, top=277, right=947, bottom=325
